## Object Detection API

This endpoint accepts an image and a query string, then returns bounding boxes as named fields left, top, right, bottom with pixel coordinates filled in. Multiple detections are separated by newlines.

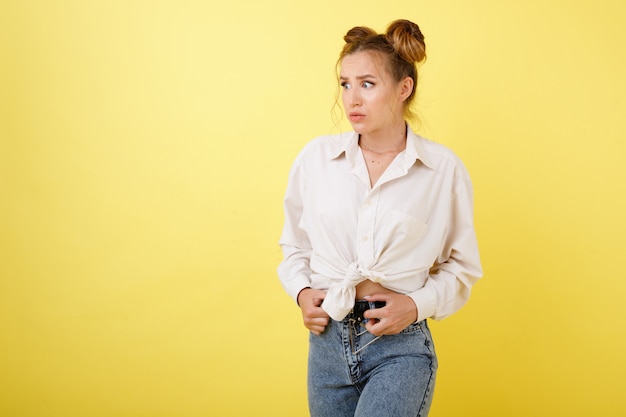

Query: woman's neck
left=358, top=123, right=408, bottom=154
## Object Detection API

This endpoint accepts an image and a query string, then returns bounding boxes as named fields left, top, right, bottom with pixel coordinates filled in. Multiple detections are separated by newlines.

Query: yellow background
left=1, top=0, right=625, bottom=416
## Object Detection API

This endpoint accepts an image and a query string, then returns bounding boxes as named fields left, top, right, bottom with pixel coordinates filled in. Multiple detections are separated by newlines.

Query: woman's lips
left=349, top=112, right=365, bottom=122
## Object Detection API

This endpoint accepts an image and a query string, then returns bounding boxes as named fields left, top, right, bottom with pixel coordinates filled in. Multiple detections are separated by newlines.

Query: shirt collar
left=329, top=125, right=435, bottom=169
left=405, top=126, right=435, bottom=169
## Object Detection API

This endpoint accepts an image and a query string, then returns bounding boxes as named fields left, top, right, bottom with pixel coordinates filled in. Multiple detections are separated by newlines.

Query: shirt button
left=362, top=236, right=369, bottom=241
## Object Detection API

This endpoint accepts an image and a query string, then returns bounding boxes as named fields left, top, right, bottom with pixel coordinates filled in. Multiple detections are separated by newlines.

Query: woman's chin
left=350, top=124, right=366, bottom=134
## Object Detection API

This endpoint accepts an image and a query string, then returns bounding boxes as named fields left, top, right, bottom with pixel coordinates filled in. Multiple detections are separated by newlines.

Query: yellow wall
left=1, top=1, right=625, bottom=416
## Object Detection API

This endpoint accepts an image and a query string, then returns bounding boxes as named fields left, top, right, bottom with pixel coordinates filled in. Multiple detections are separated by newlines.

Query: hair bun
left=344, top=26, right=377, bottom=44
left=386, top=19, right=426, bottom=64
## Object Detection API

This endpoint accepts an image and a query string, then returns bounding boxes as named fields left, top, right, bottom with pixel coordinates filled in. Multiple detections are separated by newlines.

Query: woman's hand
left=297, top=288, right=330, bottom=335
left=362, top=292, right=418, bottom=336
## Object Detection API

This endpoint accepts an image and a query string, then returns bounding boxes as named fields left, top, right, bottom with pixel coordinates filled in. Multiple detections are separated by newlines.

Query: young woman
left=278, top=19, right=482, bottom=417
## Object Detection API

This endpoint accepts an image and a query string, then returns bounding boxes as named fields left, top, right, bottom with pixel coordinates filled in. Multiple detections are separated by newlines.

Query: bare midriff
left=355, top=279, right=396, bottom=300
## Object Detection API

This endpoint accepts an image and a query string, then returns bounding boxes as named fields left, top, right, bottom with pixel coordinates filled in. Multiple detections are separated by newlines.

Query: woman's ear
left=399, top=76, right=414, bottom=102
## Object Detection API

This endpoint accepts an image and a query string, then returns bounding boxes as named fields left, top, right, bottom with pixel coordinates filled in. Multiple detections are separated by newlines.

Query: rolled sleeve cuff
left=408, top=286, right=437, bottom=322
left=287, top=275, right=313, bottom=304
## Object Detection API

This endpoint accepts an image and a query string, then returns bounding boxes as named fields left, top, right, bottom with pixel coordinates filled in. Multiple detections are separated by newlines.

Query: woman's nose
left=349, top=90, right=362, bottom=107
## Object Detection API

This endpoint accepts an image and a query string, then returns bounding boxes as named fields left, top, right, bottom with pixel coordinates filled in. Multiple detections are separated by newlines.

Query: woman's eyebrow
left=340, top=74, right=377, bottom=80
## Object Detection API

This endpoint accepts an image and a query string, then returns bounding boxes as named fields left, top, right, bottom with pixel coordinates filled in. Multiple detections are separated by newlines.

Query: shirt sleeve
left=407, top=172, right=483, bottom=322
left=277, top=151, right=313, bottom=303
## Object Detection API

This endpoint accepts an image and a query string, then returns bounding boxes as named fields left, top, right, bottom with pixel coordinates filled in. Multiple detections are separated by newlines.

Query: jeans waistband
left=348, top=300, right=386, bottom=323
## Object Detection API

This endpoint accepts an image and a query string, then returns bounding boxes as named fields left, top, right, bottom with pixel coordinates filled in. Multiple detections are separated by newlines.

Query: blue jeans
left=308, top=312, right=437, bottom=417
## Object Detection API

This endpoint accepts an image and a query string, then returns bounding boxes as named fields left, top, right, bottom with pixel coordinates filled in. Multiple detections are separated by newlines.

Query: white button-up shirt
left=278, top=126, right=482, bottom=322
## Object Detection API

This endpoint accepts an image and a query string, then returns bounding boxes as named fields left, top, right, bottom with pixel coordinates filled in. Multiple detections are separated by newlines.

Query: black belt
left=349, top=300, right=386, bottom=323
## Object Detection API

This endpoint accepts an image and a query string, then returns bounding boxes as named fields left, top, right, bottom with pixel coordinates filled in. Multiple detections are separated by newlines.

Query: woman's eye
left=363, top=81, right=374, bottom=88
left=341, top=82, right=351, bottom=90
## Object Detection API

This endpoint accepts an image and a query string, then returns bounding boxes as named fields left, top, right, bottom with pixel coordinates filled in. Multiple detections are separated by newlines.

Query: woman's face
left=340, top=51, right=410, bottom=137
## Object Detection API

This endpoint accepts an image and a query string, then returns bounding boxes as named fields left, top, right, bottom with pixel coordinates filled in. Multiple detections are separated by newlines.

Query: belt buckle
left=353, top=300, right=369, bottom=323
left=356, top=300, right=385, bottom=323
